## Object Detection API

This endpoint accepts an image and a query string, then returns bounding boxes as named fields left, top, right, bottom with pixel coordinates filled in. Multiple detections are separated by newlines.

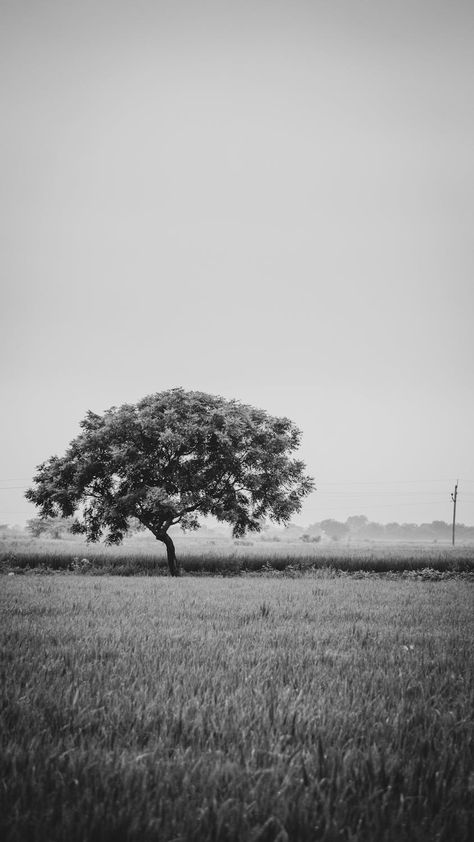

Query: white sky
left=1, top=0, right=474, bottom=528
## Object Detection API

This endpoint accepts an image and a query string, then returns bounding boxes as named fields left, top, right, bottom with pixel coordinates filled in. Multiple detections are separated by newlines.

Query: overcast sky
left=1, top=0, right=473, bottom=529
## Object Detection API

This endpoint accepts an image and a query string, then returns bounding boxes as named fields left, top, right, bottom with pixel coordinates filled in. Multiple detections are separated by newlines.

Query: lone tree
left=26, top=389, right=314, bottom=575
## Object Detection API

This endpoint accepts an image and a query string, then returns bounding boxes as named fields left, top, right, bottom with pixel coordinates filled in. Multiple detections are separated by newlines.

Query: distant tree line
left=25, top=517, right=144, bottom=540
left=16, top=513, right=474, bottom=543
left=26, top=517, right=73, bottom=539
left=297, top=516, right=474, bottom=542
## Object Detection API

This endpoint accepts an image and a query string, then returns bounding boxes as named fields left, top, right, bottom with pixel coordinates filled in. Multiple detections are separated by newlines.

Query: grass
left=1, top=535, right=474, bottom=575
left=1, top=575, right=473, bottom=841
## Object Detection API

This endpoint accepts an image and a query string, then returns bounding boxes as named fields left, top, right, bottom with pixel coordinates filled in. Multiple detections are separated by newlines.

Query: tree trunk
left=158, top=532, right=180, bottom=577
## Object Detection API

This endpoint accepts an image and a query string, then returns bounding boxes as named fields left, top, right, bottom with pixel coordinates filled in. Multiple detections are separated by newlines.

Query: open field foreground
left=1, top=577, right=473, bottom=842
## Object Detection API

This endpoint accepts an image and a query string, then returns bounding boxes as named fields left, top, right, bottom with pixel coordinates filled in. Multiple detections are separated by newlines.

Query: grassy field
left=1, top=533, right=474, bottom=575
left=1, top=575, right=473, bottom=841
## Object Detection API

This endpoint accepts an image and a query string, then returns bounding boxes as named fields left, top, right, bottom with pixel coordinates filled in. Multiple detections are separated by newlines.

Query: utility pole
left=451, top=480, right=459, bottom=546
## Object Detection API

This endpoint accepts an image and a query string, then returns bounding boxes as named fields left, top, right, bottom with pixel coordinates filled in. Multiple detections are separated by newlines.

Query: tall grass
left=1, top=576, right=473, bottom=841
left=1, top=539, right=474, bottom=575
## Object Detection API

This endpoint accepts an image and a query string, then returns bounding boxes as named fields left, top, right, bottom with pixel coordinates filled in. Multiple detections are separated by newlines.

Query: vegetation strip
left=1, top=544, right=474, bottom=576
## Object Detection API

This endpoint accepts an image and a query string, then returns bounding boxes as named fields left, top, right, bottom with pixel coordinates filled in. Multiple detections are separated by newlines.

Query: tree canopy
left=26, top=388, right=315, bottom=575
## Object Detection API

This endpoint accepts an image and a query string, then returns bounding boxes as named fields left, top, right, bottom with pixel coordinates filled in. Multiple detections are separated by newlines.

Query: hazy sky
left=2, top=0, right=474, bottom=528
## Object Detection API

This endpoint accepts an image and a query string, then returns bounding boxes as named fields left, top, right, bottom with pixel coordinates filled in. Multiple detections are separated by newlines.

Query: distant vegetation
left=298, top=515, right=474, bottom=543
left=19, top=513, right=474, bottom=544
left=1, top=530, right=473, bottom=577
left=264, top=515, right=474, bottom=544
left=1, top=511, right=473, bottom=577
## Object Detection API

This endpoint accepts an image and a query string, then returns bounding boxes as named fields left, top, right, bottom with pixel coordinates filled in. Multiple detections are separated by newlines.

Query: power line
left=319, top=491, right=458, bottom=496
left=0, top=512, right=35, bottom=515
left=3, top=477, right=474, bottom=485
left=321, top=476, right=474, bottom=482
left=3, top=475, right=474, bottom=482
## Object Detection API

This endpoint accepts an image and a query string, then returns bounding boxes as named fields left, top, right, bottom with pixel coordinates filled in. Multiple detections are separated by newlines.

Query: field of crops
left=1, top=575, right=473, bottom=841
left=1, top=534, right=474, bottom=575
